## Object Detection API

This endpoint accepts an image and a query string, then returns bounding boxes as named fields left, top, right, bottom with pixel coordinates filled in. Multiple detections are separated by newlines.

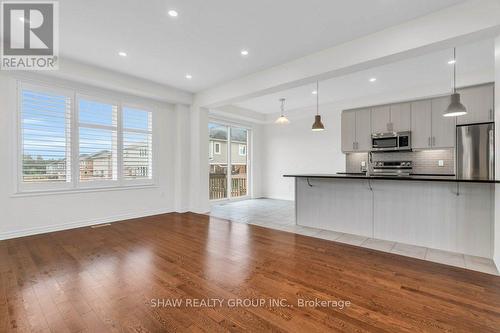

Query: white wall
left=45, top=58, right=193, bottom=105
left=0, top=72, right=185, bottom=239
left=174, top=104, right=191, bottom=212
left=494, top=35, right=500, bottom=270
left=261, top=106, right=344, bottom=200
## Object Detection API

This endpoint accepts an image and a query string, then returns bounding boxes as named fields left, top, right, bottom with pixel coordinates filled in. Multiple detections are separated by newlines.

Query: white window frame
left=214, top=142, right=221, bottom=154
left=16, top=81, right=157, bottom=194
left=209, top=141, right=214, bottom=159
left=17, top=82, right=74, bottom=192
left=238, top=144, right=246, bottom=156
left=76, top=94, right=120, bottom=189
left=121, top=103, right=154, bottom=187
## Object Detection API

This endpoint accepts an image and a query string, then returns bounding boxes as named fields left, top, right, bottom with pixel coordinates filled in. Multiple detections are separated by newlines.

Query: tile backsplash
left=346, top=153, right=369, bottom=173
left=346, top=149, right=455, bottom=175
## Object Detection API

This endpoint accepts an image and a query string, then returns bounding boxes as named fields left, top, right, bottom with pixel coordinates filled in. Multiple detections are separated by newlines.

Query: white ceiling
left=233, top=39, right=494, bottom=114
left=59, top=0, right=465, bottom=92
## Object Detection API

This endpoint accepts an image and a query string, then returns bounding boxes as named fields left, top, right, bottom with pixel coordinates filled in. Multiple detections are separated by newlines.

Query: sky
left=208, top=122, right=247, bottom=142
left=22, top=89, right=150, bottom=160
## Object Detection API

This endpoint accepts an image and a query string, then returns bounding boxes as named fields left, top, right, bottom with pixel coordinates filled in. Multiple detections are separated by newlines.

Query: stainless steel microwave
left=371, top=131, right=411, bottom=151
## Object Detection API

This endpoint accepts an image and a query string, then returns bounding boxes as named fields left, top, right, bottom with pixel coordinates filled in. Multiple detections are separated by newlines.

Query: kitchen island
left=284, top=174, right=499, bottom=258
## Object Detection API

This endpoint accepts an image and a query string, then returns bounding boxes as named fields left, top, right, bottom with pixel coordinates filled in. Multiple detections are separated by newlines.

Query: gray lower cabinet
left=411, top=100, right=432, bottom=149
left=341, top=108, right=371, bottom=152
left=431, top=96, right=456, bottom=148
left=296, top=178, right=373, bottom=237
left=457, top=84, right=494, bottom=125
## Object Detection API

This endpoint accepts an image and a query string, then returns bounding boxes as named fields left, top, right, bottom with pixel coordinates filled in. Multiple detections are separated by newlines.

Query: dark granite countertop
left=283, top=173, right=500, bottom=184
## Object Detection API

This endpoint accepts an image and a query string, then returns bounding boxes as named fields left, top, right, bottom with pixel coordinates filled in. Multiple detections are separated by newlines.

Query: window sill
left=11, top=184, right=159, bottom=198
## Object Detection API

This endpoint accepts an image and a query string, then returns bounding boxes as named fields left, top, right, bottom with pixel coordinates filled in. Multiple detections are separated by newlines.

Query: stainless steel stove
left=371, top=160, right=413, bottom=177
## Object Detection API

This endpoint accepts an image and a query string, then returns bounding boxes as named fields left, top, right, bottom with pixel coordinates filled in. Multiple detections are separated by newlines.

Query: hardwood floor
left=1, top=213, right=500, bottom=332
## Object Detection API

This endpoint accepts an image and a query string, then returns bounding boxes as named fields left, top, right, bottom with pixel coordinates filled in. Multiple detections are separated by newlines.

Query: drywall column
left=189, top=104, right=210, bottom=213
left=174, top=104, right=191, bottom=212
left=494, top=35, right=500, bottom=269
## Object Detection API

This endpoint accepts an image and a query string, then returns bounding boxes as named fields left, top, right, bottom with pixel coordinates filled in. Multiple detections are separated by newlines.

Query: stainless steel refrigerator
left=456, top=123, right=495, bottom=180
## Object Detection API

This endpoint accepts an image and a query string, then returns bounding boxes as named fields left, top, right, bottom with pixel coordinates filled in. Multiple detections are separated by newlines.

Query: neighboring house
left=45, top=159, right=66, bottom=179
left=44, top=144, right=150, bottom=180
left=208, top=126, right=247, bottom=175
left=209, top=139, right=247, bottom=174
left=80, top=150, right=113, bottom=180
left=123, top=144, right=150, bottom=177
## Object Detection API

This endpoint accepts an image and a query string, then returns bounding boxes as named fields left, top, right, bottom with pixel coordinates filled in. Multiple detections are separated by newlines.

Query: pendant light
left=275, top=98, right=290, bottom=124
left=312, top=81, right=325, bottom=131
left=443, top=47, right=467, bottom=117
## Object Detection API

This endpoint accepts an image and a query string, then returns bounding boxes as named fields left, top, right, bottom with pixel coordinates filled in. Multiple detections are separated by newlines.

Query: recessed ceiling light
left=185, top=74, right=192, bottom=79
left=311, top=90, right=318, bottom=95
left=168, top=10, right=178, bottom=17
left=369, top=78, right=377, bottom=82
left=240, top=49, right=249, bottom=56
left=447, top=59, right=456, bottom=65
left=118, top=51, right=127, bottom=57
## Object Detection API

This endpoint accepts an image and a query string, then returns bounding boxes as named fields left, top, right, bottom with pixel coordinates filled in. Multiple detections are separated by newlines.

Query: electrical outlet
left=361, top=161, right=366, bottom=167
left=438, top=160, right=444, bottom=167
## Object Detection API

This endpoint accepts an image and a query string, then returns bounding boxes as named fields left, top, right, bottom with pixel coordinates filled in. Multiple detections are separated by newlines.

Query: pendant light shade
left=444, top=93, right=467, bottom=117
left=275, top=98, right=290, bottom=124
left=311, top=81, right=325, bottom=131
left=312, top=115, right=325, bottom=131
left=444, top=47, right=467, bottom=117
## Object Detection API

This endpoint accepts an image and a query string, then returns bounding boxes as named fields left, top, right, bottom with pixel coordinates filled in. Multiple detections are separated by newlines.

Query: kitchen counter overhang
left=287, top=173, right=495, bottom=258
left=284, top=174, right=500, bottom=184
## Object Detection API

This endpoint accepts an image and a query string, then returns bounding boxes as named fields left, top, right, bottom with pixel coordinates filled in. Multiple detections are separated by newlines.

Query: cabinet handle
left=353, top=142, right=355, bottom=150
left=428, top=137, right=431, bottom=147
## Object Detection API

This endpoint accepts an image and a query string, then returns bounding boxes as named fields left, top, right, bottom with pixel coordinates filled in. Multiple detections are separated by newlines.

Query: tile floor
left=209, top=198, right=499, bottom=276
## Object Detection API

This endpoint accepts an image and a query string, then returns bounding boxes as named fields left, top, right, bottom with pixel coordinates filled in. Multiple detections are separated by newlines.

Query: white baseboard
left=260, top=195, right=294, bottom=202
left=0, top=208, right=174, bottom=241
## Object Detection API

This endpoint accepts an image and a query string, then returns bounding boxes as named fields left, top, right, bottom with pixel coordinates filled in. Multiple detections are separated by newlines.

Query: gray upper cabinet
left=411, top=100, right=432, bottom=149
left=342, top=85, right=489, bottom=152
left=431, top=96, right=456, bottom=148
left=371, top=103, right=411, bottom=133
left=390, top=103, right=411, bottom=132
left=341, top=111, right=356, bottom=152
left=411, top=97, right=455, bottom=149
left=371, top=106, right=390, bottom=133
left=456, top=84, right=494, bottom=125
left=341, top=109, right=371, bottom=152
left=356, top=108, right=372, bottom=151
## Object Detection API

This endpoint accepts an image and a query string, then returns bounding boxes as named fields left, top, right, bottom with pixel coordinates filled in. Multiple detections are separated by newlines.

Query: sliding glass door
left=209, top=123, right=249, bottom=200
left=209, top=123, right=228, bottom=199
left=230, top=127, right=248, bottom=198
